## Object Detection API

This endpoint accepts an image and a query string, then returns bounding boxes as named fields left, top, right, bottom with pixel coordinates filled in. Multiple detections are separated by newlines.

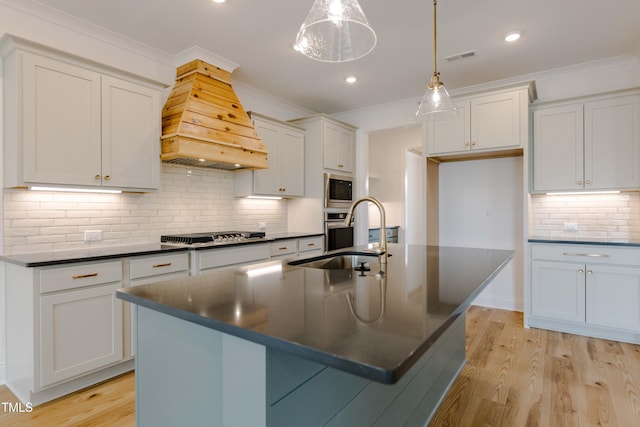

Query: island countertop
left=116, top=244, right=514, bottom=384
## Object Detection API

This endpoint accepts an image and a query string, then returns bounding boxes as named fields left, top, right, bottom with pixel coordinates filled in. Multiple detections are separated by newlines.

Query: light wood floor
left=1, top=306, right=639, bottom=426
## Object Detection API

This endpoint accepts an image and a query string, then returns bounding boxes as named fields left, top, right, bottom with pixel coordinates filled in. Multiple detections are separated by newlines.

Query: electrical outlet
left=564, top=222, right=578, bottom=231
left=84, top=230, right=102, bottom=241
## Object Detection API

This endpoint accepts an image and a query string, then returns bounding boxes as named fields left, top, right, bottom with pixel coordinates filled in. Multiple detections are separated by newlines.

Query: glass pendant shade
left=295, top=0, right=377, bottom=62
left=415, top=0, right=457, bottom=122
left=416, top=74, right=457, bottom=122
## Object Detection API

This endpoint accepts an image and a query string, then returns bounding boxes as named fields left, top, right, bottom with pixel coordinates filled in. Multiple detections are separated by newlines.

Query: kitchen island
left=116, top=244, right=513, bottom=426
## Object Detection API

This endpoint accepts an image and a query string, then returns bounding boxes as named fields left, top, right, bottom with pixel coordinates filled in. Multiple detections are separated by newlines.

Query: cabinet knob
left=577, top=180, right=583, bottom=185
left=95, top=174, right=101, bottom=180
left=579, top=269, right=584, bottom=274
left=471, top=141, right=477, bottom=147
left=104, top=175, right=110, bottom=181
left=585, top=180, right=592, bottom=185
left=587, top=270, right=593, bottom=275
left=338, top=164, right=344, bottom=168
left=464, top=142, right=470, bottom=147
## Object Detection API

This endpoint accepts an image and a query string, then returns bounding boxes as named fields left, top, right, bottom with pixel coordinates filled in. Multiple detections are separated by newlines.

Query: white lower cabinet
left=40, top=282, right=123, bottom=387
left=5, top=259, right=132, bottom=405
left=529, top=243, right=640, bottom=342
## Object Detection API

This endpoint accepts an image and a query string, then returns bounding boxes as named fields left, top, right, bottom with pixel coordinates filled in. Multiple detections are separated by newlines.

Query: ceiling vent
left=444, top=50, right=478, bottom=63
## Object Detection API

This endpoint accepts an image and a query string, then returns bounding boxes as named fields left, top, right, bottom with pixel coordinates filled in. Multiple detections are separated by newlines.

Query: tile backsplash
left=3, top=164, right=288, bottom=254
left=529, top=192, right=640, bottom=240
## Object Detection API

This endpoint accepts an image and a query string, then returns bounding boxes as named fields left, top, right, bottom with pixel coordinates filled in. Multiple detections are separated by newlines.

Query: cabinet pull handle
left=153, top=263, right=172, bottom=268
left=279, top=247, right=288, bottom=251
left=307, top=243, right=316, bottom=247
left=72, top=273, right=98, bottom=279
left=563, top=252, right=610, bottom=258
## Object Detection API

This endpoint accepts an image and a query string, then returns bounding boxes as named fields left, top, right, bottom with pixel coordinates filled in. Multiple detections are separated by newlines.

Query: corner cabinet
left=1, top=39, right=162, bottom=191
left=234, top=113, right=305, bottom=198
left=425, top=83, right=534, bottom=158
left=532, top=92, right=640, bottom=193
left=289, top=114, right=356, bottom=174
left=528, top=243, right=640, bottom=343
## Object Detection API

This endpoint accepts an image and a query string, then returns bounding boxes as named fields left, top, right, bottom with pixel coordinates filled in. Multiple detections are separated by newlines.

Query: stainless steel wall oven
left=324, top=211, right=354, bottom=251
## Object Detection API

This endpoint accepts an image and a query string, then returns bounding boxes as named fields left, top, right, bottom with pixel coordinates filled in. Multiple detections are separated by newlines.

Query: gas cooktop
left=160, top=231, right=267, bottom=247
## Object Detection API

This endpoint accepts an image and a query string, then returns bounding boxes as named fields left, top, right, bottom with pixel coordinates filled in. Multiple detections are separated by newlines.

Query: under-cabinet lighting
left=246, top=264, right=282, bottom=277
left=246, top=196, right=282, bottom=200
left=30, top=186, right=122, bottom=194
left=546, top=191, right=620, bottom=196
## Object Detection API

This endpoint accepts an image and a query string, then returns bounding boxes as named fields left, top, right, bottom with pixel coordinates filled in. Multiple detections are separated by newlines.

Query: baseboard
left=471, top=295, right=523, bottom=312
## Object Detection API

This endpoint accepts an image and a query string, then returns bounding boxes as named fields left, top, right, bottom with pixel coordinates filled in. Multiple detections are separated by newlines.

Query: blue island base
left=134, top=305, right=466, bottom=427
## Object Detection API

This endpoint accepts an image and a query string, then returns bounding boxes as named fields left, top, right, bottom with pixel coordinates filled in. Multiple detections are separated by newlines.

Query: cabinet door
left=281, top=128, right=305, bottom=196
left=22, top=53, right=102, bottom=186
left=253, top=118, right=283, bottom=195
left=585, top=95, right=640, bottom=190
left=425, top=100, right=470, bottom=155
left=337, top=127, right=355, bottom=173
left=40, top=283, right=123, bottom=387
left=533, top=104, right=584, bottom=192
left=101, top=76, right=160, bottom=190
left=531, top=260, right=585, bottom=322
left=322, top=121, right=341, bottom=171
left=471, top=91, right=521, bottom=150
left=586, top=265, right=640, bottom=332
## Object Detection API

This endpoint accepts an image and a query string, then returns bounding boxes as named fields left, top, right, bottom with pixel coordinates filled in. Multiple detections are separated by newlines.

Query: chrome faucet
left=344, top=196, right=388, bottom=264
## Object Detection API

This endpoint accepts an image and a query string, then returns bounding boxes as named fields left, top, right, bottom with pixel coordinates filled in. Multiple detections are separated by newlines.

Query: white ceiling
left=33, top=0, right=640, bottom=114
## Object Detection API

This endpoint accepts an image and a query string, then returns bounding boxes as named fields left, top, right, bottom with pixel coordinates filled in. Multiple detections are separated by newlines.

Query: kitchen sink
left=288, top=251, right=378, bottom=270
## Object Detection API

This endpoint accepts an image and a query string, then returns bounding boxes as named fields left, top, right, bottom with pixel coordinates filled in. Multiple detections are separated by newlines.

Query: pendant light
left=295, top=0, right=377, bottom=62
left=416, top=0, right=457, bottom=122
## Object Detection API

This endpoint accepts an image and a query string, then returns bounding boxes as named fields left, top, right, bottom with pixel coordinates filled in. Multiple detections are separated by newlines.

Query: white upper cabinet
left=289, top=114, right=357, bottom=176
left=323, top=120, right=355, bottom=173
left=425, top=85, right=531, bottom=157
left=532, top=93, right=640, bottom=193
left=234, top=113, right=305, bottom=197
left=2, top=40, right=162, bottom=191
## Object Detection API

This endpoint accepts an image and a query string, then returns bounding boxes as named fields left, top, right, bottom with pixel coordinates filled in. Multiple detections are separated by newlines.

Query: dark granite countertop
left=0, top=243, right=190, bottom=268
left=266, top=231, right=324, bottom=240
left=116, top=244, right=514, bottom=384
left=0, top=232, right=324, bottom=267
left=528, top=236, right=640, bottom=247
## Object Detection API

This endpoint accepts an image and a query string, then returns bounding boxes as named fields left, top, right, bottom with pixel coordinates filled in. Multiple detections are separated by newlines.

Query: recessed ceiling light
left=212, top=0, right=226, bottom=3
left=504, top=32, right=521, bottom=42
left=345, top=76, right=357, bottom=84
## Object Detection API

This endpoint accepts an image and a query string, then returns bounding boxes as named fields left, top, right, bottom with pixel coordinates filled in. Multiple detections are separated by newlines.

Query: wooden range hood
left=161, top=59, right=268, bottom=170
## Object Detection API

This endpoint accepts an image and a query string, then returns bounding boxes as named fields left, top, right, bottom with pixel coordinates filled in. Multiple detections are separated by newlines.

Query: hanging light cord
left=432, top=0, right=439, bottom=79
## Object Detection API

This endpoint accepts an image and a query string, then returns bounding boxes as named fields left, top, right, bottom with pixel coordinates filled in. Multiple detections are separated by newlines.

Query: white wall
left=368, top=126, right=422, bottom=240
left=439, top=157, right=524, bottom=310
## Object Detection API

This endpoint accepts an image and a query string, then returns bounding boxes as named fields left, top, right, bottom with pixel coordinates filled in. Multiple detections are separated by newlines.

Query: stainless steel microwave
left=324, top=173, right=353, bottom=208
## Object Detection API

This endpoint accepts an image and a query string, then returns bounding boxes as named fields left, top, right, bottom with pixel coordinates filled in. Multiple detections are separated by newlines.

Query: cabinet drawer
left=270, top=240, right=298, bottom=257
left=531, top=244, right=640, bottom=265
left=130, top=253, right=189, bottom=279
left=40, top=261, right=122, bottom=294
left=298, top=236, right=323, bottom=253
left=198, top=244, right=270, bottom=271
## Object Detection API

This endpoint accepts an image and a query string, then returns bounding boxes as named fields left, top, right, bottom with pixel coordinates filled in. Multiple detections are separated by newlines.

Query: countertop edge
left=528, top=238, right=640, bottom=247
left=1, top=232, right=325, bottom=267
